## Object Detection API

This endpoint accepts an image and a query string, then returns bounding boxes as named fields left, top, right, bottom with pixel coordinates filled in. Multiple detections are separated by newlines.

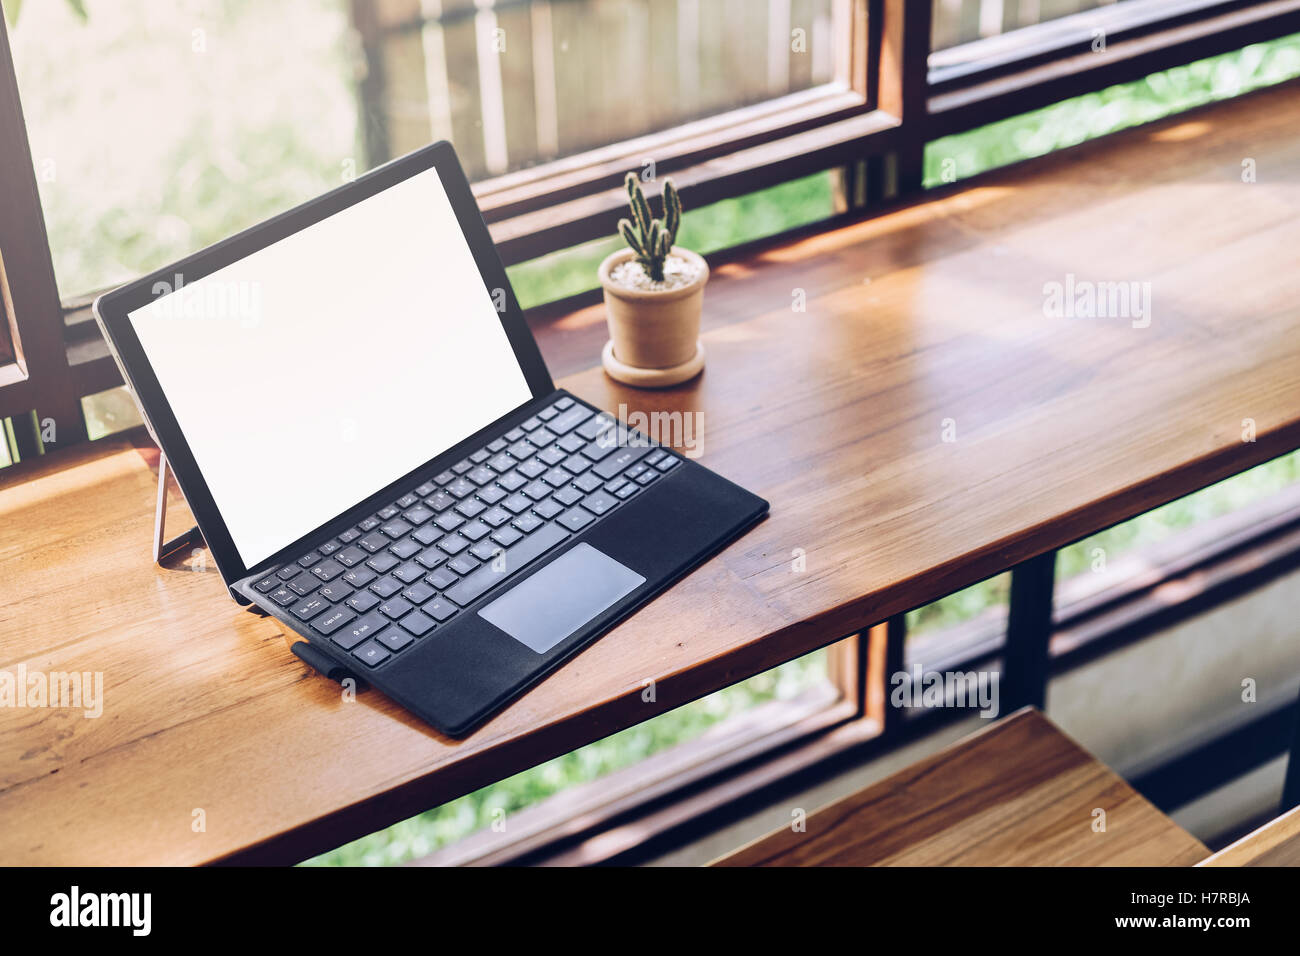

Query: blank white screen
left=129, top=167, right=532, bottom=568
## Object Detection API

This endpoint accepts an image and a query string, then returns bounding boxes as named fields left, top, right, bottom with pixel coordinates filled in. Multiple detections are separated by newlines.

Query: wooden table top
left=2, top=81, right=1299, bottom=865
left=712, top=708, right=1209, bottom=866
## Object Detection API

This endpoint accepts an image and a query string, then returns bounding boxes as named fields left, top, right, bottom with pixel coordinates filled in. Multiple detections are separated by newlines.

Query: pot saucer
left=601, top=340, right=705, bottom=388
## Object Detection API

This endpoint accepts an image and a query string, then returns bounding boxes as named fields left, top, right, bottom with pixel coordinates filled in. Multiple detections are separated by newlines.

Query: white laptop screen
left=128, top=166, right=533, bottom=568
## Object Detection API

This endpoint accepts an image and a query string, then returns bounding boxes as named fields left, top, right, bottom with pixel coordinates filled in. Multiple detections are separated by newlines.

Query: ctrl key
left=352, top=640, right=391, bottom=668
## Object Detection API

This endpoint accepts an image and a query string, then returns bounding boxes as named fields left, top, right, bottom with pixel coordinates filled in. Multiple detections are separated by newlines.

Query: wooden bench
left=4, top=81, right=1300, bottom=864
left=1199, top=805, right=1300, bottom=867
left=711, top=709, right=1209, bottom=866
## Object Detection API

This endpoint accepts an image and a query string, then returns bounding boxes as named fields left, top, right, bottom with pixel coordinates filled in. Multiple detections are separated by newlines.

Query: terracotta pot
left=598, top=246, right=708, bottom=371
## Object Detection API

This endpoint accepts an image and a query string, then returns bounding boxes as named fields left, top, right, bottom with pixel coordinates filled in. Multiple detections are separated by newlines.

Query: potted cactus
left=598, top=173, right=708, bottom=387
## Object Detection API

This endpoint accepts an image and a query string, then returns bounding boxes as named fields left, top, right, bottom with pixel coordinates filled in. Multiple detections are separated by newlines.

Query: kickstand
left=154, top=451, right=201, bottom=564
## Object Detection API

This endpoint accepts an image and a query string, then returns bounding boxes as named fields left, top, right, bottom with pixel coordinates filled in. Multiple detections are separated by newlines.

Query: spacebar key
left=445, top=523, right=570, bottom=607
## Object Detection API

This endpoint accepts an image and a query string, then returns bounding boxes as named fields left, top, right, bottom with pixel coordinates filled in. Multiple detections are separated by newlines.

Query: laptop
left=93, top=142, right=768, bottom=736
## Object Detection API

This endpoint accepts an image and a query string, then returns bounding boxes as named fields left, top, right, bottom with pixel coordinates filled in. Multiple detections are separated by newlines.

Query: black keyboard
left=250, top=396, right=681, bottom=670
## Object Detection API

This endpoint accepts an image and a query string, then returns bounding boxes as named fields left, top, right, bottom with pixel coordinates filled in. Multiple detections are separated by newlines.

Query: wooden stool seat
left=712, top=709, right=1208, bottom=866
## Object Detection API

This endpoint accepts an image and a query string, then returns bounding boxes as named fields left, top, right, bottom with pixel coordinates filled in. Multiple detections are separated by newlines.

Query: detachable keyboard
left=249, top=395, right=680, bottom=670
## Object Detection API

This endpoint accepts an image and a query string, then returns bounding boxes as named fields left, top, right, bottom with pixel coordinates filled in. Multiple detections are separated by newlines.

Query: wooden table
left=3, top=82, right=1299, bottom=865
left=712, top=709, right=1209, bottom=866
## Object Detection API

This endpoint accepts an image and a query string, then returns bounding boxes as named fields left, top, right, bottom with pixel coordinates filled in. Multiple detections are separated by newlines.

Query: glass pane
left=931, top=0, right=1144, bottom=52
left=304, top=646, right=833, bottom=866
left=81, top=385, right=144, bottom=441
left=1056, top=450, right=1300, bottom=607
left=7, top=0, right=840, bottom=301
left=925, top=32, right=1300, bottom=186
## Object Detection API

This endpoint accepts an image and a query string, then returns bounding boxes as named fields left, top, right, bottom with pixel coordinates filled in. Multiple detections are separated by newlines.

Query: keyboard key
left=377, top=505, right=399, bottom=520
left=538, top=446, right=566, bottom=467
left=394, top=562, right=425, bottom=584
left=481, top=506, right=511, bottom=528
left=424, top=598, right=458, bottom=622
left=318, top=581, right=354, bottom=603
left=444, top=522, right=569, bottom=607
left=452, top=460, right=473, bottom=475
left=426, top=568, right=457, bottom=590
left=575, top=472, right=604, bottom=493
left=403, top=582, right=436, bottom=605
left=336, top=611, right=387, bottom=650
left=396, top=493, right=418, bottom=509
left=645, top=449, right=666, bottom=466
left=562, top=454, right=592, bottom=475
left=491, top=526, right=523, bottom=547
left=403, top=504, right=434, bottom=526
left=436, top=511, right=465, bottom=532
left=537, top=405, right=558, bottom=421
left=287, top=571, right=318, bottom=596
left=468, top=466, right=495, bottom=486
left=557, top=433, right=586, bottom=454
left=254, top=575, right=278, bottom=593
left=487, top=438, right=508, bottom=452
left=554, top=396, right=574, bottom=410
left=400, top=611, right=436, bottom=637
left=513, top=512, right=543, bottom=534
left=656, top=455, right=680, bottom=472
left=415, top=481, right=436, bottom=496
left=554, top=485, right=583, bottom=506
left=523, top=480, right=551, bottom=500
left=343, top=565, right=377, bottom=588
left=379, top=597, right=413, bottom=620
left=614, top=482, right=639, bottom=500
left=594, top=444, right=652, bottom=480
left=449, top=555, right=480, bottom=575
left=470, top=539, right=500, bottom=562
left=502, top=492, right=532, bottom=514
left=447, top=477, right=475, bottom=498
left=318, top=540, right=341, bottom=557
left=547, top=405, right=592, bottom=435
left=505, top=427, right=524, bottom=442
left=577, top=413, right=616, bottom=441
left=470, top=449, right=491, bottom=464
left=426, top=490, right=456, bottom=512
left=413, top=525, right=441, bottom=546
left=498, top=471, right=527, bottom=492
left=381, top=518, right=413, bottom=539
left=605, top=478, right=629, bottom=494
left=370, top=576, right=403, bottom=598
left=358, top=516, right=381, bottom=532
left=434, top=470, right=455, bottom=485
left=518, top=458, right=547, bottom=479
left=390, top=538, right=421, bottom=560
left=460, top=520, right=490, bottom=542
left=437, top=533, right=470, bottom=555
left=311, top=560, right=345, bottom=582
left=543, top=467, right=570, bottom=487
left=477, top=484, right=507, bottom=505
left=347, top=590, right=381, bottom=613
left=268, top=585, right=295, bottom=606
left=625, top=463, right=648, bottom=480
left=352, top=640, right=390, bottom=668
left=367, top=552, right=399, bottom=574
left=583, top=490, right=618, bottom=516
left=359, top=531, right=389, bottom=553
left=312, top=606, right=356, bottom=636
left=338, top=528, right=362, bottom=544
left=558, top=507, right=595, bottom=532
left=456, top=498, right=487, bottom=519
left=488, top=453, right=516, bottom=473
left=531, top=427, right=559, bottom=447
left=521, top=416, right=541, bottom=432
left=508, top=440, right=535, bottom=460
left=378, top=629, right=414, bottom=653
left=276, top=566, right=299, bottom=580
left=416, top=548, right=446, bottom=570
left=636, top=470, right=659, bottom=486
left=298, top=552, right=320, bottom=568
left=533, top=498, right=563, bottom=520
left=336, top=545, right=368, bottom=567
left=291, top=595, right=330, bottom=620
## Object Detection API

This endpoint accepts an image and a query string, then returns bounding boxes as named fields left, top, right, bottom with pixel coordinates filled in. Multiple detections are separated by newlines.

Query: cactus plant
left=617, top=172, right=682, bottom=283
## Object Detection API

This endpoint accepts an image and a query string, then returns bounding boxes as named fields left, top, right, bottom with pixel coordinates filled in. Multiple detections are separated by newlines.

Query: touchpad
left=478, top=543, right=646, bottom=654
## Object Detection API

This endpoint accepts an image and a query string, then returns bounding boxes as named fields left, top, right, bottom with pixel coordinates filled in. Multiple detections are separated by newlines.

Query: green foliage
left=617, top=172, right=682, bottom=283
left=4, top=0, right=88, bottom=28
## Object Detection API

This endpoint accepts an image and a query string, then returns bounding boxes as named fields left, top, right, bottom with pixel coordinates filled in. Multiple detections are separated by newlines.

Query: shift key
left=445, top=523, right=569, bottom=607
